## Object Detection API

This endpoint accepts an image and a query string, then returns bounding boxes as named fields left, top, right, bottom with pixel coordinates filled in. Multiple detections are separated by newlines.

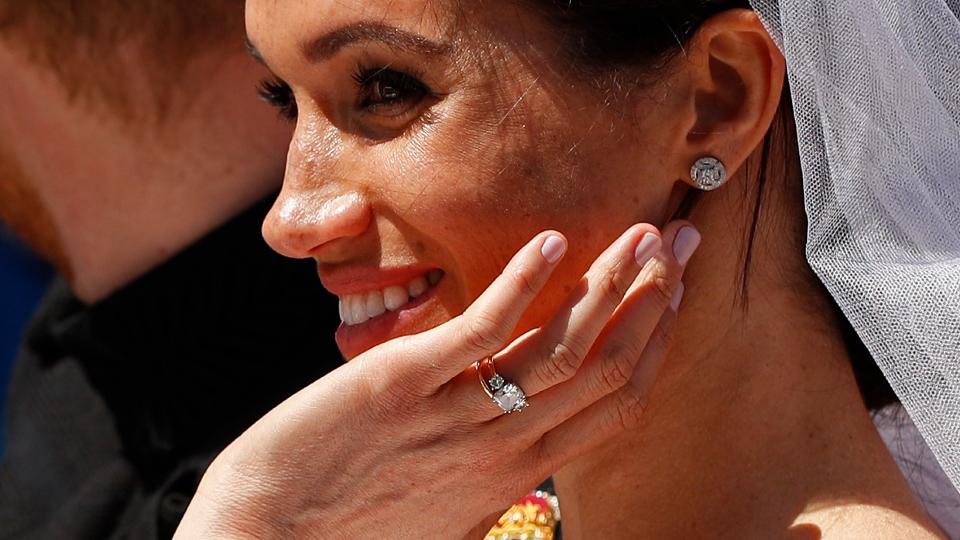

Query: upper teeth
left=339, top=270, right=443, bottom=326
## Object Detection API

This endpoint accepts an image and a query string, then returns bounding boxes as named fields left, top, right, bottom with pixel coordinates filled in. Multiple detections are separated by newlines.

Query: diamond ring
left=476, top=357, right=528, bottom=414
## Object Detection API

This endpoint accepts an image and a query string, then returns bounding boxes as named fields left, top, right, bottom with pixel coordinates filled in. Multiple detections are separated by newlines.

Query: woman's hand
left=175, top=221, right=699, bottom=540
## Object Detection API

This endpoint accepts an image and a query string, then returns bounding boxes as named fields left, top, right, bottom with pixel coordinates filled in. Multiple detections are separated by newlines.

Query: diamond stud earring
left=690, top=156, right=727, bottom=191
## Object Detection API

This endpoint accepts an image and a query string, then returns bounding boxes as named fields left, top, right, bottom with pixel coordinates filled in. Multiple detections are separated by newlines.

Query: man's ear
left=672, top=8, right=786, bottom=189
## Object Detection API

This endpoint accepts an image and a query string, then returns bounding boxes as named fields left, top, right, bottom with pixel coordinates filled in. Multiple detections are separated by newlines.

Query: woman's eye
left=352, top=67, right=433, bottom=118
left=255, top=69, right=435, bottom=129
left=257, top=78, right=298, bottom=121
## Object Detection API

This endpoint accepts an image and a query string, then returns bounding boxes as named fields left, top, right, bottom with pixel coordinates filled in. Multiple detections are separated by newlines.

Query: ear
left=674, top=9, right=786, bottom=189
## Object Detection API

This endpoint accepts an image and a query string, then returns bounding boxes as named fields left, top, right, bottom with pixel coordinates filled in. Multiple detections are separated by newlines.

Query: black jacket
left=0, top=198, right=342, bottom=539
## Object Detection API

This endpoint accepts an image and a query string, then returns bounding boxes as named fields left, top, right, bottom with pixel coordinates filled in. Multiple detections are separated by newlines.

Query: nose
left=263, top=189, right=373, bottom=259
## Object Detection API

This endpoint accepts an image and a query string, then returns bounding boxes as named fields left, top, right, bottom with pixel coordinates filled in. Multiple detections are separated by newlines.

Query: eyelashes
left=257, top=64, right=438, bottom=125
left=257, top=78, right=298, bottom=120
left=350, top=65, right=435, bottom=115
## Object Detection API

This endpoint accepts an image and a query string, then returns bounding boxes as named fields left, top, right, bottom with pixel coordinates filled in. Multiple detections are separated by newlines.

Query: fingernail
left=673, top=226, right=701, bottom=266
left=634, top=233, right=662, bottom=266
left=670, top=282, right=685, bottom=311
left=541, top=235, right=567, bottom=264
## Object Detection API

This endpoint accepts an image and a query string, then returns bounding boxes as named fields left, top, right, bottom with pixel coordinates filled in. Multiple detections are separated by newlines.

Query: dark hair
left=529, top=0, right=897, bottom=411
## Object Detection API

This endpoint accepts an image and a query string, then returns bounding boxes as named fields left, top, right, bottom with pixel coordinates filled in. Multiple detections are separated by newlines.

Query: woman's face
left=247, top=0, right=688, bottom=359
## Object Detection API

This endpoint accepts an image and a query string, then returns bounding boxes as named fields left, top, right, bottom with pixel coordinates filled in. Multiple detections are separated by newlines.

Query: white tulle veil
left=747, top=0, right=960, bottom=504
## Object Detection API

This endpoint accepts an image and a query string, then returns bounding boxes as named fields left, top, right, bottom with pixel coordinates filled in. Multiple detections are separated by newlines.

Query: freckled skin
left=250, top=0, right=680, bottom=357
left=245, top=3, right=943, bottom=537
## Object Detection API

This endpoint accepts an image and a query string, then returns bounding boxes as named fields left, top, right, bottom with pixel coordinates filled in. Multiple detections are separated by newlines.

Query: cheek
left=362, top=81, right=670, bottom=334
left=382, top=101, right=616, bottom=327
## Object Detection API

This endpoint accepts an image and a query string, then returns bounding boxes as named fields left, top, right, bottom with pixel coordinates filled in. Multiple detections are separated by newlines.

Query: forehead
left=245, top=0, right=455, bottom=64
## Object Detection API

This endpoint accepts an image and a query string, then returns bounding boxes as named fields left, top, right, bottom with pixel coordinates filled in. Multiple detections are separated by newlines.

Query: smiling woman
left=175, top=0, right=960, bottom=537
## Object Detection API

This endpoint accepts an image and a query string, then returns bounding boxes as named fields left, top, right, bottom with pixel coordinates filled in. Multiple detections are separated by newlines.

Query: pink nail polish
left=541, top=235, right=567, bottom=264
left=673, top=227, right=701, bottom=266
left=635, top=233, right=662, bottom=266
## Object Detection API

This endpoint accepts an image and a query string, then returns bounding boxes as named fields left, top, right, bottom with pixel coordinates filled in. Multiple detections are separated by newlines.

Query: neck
left=554, top=182, right=934, bottom=538
left=0, top=43, right=291, bottom=303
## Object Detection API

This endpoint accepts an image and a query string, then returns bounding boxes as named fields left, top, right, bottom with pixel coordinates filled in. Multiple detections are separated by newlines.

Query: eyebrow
left=301, top=21, right=450, bottom=62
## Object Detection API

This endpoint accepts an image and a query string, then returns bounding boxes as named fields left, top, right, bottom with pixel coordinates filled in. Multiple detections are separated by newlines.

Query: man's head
left=0, top=0, right=293, bottom=301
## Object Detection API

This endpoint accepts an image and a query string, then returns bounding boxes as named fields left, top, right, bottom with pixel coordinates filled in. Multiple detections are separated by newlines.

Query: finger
left=461, top=222, right=698, bottom=420
left=394, top=231, right=568, bottom=385
left=490, top=223, right=663, bottom=397
left=511, top=288, right=680, bottom=442
left=524, top=293, right=681, bottom=475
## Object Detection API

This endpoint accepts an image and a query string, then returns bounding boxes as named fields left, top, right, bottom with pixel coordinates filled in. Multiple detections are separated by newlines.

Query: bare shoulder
left=793, top=503, right=946, bottom=539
